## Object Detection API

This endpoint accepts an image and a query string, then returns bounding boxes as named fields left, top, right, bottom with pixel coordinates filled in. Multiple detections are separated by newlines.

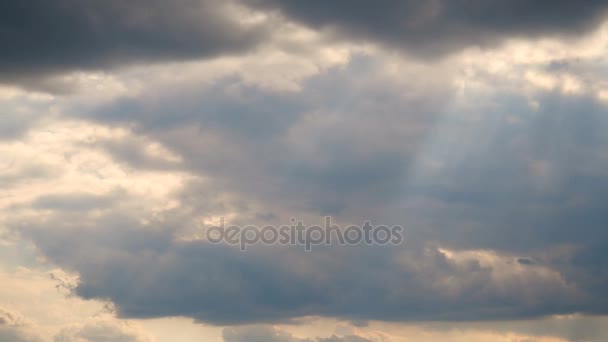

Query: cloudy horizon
left=2, top=1, right=608, bottom=341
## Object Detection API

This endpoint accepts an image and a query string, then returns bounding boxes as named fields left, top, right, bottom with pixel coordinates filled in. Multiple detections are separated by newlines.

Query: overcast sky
left=2, top=1, right=608, bottom=341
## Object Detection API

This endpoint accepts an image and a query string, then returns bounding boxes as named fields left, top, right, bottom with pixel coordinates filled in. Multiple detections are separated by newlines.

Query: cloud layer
left=2, top=2, right=608, bottom=341
left=0, top=0, right=266, bottom=91
left=247, top=0, right=608, bottom=56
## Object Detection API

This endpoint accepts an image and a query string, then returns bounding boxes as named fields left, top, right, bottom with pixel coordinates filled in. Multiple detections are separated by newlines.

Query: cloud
left=421, top=315, right=608, bottom=342
left=222, top=326, right=372, bottom=342
left=6, top=1, right=608, bottom=92
left=246, top=0, right=608, bottom=57
left=54, top=318, right=153, bottom=342
left=0, top=0, right=268, bottom=91
left=29, top=190, right=125, bottom=212
left=9, top=206, right=585, bottom=325
left=0, top=308, right=153, bottom=342
left=3, top=15, right=608, bottom=331
left=82, top=54, right=450, bottom=216
left=0, top=307, right=43, bottom=342
left=0, top=307, right=27, bottom=327
left=0, top=88, right=55, bottom=139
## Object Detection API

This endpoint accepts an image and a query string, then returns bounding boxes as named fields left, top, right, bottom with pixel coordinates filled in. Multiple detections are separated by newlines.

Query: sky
left=1, top=1, right=608, bottom=341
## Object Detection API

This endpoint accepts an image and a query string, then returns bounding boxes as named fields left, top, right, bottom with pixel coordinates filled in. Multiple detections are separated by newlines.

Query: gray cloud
left=6, top=1, right=607, bottom=92
left=4, top=53, right=598, bottom=325
left=0, top=0, right=267, bottom=90
left=246, top=0, right=608, bottom=57
left=11, top=205, right=589, bottom=325
left=404, top=91, right=608, bottom=247
left=83, top=55, right=448, bottom=216
left=5, top=31, right=608, bottom=329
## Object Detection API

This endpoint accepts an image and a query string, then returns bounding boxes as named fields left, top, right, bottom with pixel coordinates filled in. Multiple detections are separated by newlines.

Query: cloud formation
left=54, top=318, right=153, bottom=342
left=223, top=326, right=372, bottom=342
left=247, top=0, right=608, bottom=56
left=4, top=38, right=608, bottom=325
left=0, top=0, right=267, bottom=91
left=5, top=1, right=608, bottom=92
left=2, top=2, right=608, bottom=340
left=0, top=308, right=43, bottom=342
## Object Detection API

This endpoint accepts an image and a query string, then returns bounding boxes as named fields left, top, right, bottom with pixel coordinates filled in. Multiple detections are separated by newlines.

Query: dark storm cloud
left=5, top=0, right=607, bottom=91
left=0, top=0, right=267, bottom=89
left=15, top=208, right=585, bottom=326
left=246, top=0, right=608, bottom=57
left=5, top=1, right=607, bottom=91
